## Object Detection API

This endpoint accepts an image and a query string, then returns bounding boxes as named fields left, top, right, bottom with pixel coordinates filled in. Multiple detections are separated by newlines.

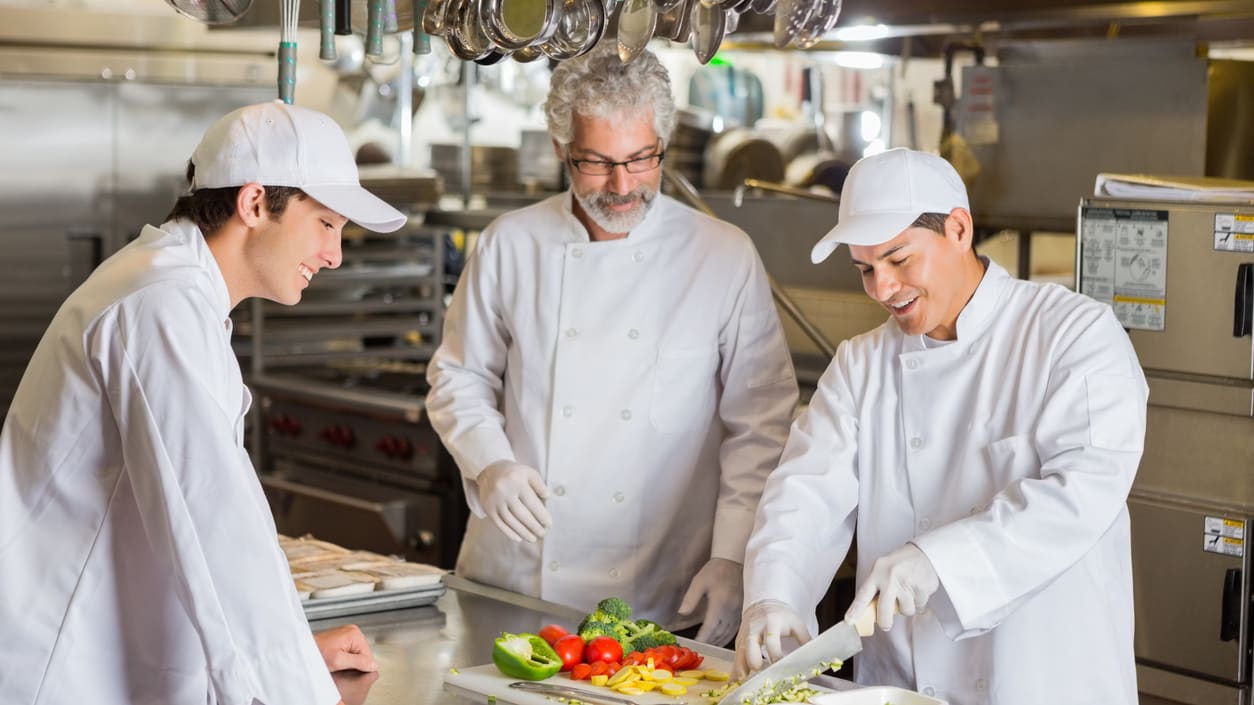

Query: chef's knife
left=717, top=606, right=875, bottom=705
left=509, top=681, right=638, bottom=705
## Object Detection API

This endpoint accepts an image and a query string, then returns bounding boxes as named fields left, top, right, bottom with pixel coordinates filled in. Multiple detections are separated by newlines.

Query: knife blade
left=509, top=680, right=639, bottom=705
left=717, top=606, right=874, bottom=705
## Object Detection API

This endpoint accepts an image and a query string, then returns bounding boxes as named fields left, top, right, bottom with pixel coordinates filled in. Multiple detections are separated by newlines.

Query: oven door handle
left=1233, top=263, right=1254, bottom=338
left=1220, top=567, right=1241, bottom=642
left=261, top=474, right=389, bottom=514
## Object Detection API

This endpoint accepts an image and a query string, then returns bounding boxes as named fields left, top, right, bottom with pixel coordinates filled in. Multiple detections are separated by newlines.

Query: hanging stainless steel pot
left=480, top=0, right=560, bottom=51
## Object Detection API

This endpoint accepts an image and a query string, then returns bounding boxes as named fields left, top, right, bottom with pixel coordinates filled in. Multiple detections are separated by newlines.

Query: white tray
left=810, top=686, right=947, bottom=705
left=302, top=581, right=446, bottom=620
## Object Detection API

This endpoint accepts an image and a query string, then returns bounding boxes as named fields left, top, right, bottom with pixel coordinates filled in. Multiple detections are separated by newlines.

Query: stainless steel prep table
left=311, top=574, right=853, bottom=705
left=309, top=574, right=599, bottom=705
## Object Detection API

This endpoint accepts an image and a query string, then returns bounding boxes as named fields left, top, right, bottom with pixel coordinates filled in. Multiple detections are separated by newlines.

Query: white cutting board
left=444, top=654, right=737, bottom=705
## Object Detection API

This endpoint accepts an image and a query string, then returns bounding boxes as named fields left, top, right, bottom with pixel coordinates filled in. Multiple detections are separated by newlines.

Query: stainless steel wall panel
left=0, top=83, right=112, bottom=419
left=960, top=39, right=1209, bottom=228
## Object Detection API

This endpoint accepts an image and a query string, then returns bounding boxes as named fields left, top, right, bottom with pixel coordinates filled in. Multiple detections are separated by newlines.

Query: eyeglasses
left=567, top=150, right=666, bottom=176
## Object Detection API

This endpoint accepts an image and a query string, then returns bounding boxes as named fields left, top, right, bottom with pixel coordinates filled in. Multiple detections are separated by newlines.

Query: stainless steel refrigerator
left=1078, top=197, right=1254, bottom=705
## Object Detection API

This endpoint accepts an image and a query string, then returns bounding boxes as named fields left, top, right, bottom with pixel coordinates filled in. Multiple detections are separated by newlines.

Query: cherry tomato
left=570, top=663, right=592, bottom=681
left=538, top=624, right=570, bottom=647
left=553, top=634, right=585, bottom=671
left=585, top=636, right=624, bottom=664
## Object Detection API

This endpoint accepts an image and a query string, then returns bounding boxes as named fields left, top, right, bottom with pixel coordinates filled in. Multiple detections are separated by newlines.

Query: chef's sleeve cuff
left=208, top=639, right=340, bottom=705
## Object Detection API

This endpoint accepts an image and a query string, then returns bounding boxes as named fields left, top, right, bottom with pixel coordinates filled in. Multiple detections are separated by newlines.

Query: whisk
left=278, top=0, right=300, bottom=104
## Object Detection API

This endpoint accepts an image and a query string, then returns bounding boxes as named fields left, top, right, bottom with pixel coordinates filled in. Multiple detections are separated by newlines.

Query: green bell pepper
left=492, top=632, right=563, bottom=680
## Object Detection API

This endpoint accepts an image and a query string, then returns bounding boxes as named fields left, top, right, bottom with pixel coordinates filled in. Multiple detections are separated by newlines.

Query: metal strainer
left=164, top=0, right=254, bottom=25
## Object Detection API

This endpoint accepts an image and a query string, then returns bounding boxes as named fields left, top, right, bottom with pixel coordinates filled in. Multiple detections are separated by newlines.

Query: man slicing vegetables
left=426, top=45, right=797, bottom=646
left=734, top=149, right=1148, bottom=705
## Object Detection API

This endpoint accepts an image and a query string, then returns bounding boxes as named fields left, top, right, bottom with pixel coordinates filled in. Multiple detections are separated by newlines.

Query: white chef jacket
left=744, top=259, right=1147, bottom=705
left=0, top=221, right=340, bottom=705
left=426, top=192, right=798, bottom=625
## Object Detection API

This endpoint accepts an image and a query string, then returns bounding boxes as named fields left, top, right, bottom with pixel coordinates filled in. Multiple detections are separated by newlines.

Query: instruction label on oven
left=1204, top=516, right=1246, bottom=557
left=1079, top=208, right=1168, bottom=331
left=1214, top=213, right=1254, bottom=253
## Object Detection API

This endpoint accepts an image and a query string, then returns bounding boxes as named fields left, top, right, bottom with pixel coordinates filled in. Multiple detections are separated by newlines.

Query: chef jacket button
left=553, top=486, right=567, bottom=496
left=562, top=405, right=574, bottom=417
left=549, top=561, right=560, bottom=571
left=620, top=409, right=632, bottom=421
left=909, top=436, right=923, bottom=449
left=922, top=687, right=936, bottom=697
left=975, top=678, right=987, bottom=691
left=633, top=251, right=645, bottom=263
left=613, top=492, right=625, bottom=503
left=627, top=329, right=639, bottom=339
left=572, top=248, right=584, bottom=259
left=906, top=359, right=919, bottom=370
left=918, top=517, right=932, bottom=530
left=565, top=328, right=579, bottom=338
left=609, top=568, right=622, bottom=578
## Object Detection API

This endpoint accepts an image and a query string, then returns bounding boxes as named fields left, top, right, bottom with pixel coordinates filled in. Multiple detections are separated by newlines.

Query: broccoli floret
left=577, top=597, right=678, bottom=654
left=576, top=611, right=612, bottom=633
left=617, top=618, right=678, bottom=654
left=595, top=597, right=633, bottom=622
left=577, top=619, right=619, bottom=643
left=632, top=620, right=677, bottom=650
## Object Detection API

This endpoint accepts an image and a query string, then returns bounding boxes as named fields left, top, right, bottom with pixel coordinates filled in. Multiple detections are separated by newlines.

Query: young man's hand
left=315, top=624, right=378, bottom=673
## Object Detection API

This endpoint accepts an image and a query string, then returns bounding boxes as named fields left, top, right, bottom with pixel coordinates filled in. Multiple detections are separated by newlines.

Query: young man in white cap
left=734, top=148, right=1148, bottom=705
left=0, top=101, right=405, bottom=705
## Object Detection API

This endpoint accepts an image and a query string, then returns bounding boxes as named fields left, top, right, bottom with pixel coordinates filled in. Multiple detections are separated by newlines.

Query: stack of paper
left=1095, top=173, right=1254, bottom=203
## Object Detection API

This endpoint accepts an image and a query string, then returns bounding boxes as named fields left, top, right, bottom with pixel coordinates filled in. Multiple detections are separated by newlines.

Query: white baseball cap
left=810, top=148, right=969, bottom=263
left=191, top=101, right=407, bottom=233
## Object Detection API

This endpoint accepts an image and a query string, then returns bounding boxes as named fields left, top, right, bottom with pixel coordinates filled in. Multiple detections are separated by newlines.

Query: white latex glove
left=677, top=558, right=743, bottom=647
left=475, top=460, right=552, bottom=542
left=732, top=599, right=810, bottom=680
left=845, top=542, right=939, bottom=632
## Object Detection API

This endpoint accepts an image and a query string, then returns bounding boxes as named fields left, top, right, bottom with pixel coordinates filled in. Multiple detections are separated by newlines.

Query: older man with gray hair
left=426, top=45, right=797, bottom=644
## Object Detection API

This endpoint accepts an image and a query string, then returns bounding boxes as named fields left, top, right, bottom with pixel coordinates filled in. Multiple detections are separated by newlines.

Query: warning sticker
left=1204, top=534, right=1244, bottom=557
left=1205, top=516, right=1245, bottom=539
left=1079, top=208, right=1168, bottom=331
left=1214, top=213, right=1254, bottom=253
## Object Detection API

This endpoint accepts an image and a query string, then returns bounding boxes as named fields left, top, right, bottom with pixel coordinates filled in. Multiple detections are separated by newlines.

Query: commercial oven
left=1078, top=197, right=1254, bottom=705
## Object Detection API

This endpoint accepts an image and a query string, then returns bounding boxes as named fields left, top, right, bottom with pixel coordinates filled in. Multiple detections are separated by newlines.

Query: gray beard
left=573, top=185, right=657, bottom=234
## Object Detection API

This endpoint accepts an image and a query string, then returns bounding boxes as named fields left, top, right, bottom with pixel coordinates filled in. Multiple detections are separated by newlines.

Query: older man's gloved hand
left=732, top=599, right=809, bottom=680
left=677, top=558, right=743, bottom=647
left=475, top=460, right=552, bottom=542
left=845, top=542, right=939, bottom=631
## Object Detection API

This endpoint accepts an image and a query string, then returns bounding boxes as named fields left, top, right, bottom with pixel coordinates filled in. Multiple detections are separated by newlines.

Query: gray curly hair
left=543, top=45, right=677, bottom=152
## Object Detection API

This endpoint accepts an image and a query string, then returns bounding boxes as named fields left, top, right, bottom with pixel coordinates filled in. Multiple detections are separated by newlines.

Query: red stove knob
left=394, top=437, right=413, bottom=460
left=268, top=414, right=302, bottom=436
left=319, top=425, right=355, bottom=447
left=336, top=425, right=355, bottom=447
left=376, top=436, right=394, bottom=456
left=375, top=435, right=414, bottom=460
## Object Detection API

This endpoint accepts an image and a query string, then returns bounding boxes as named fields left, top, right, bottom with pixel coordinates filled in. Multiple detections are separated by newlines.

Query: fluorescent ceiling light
left=833, top=51, right=884, bottom=70
left=833, top=24, right=890, bottom=41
